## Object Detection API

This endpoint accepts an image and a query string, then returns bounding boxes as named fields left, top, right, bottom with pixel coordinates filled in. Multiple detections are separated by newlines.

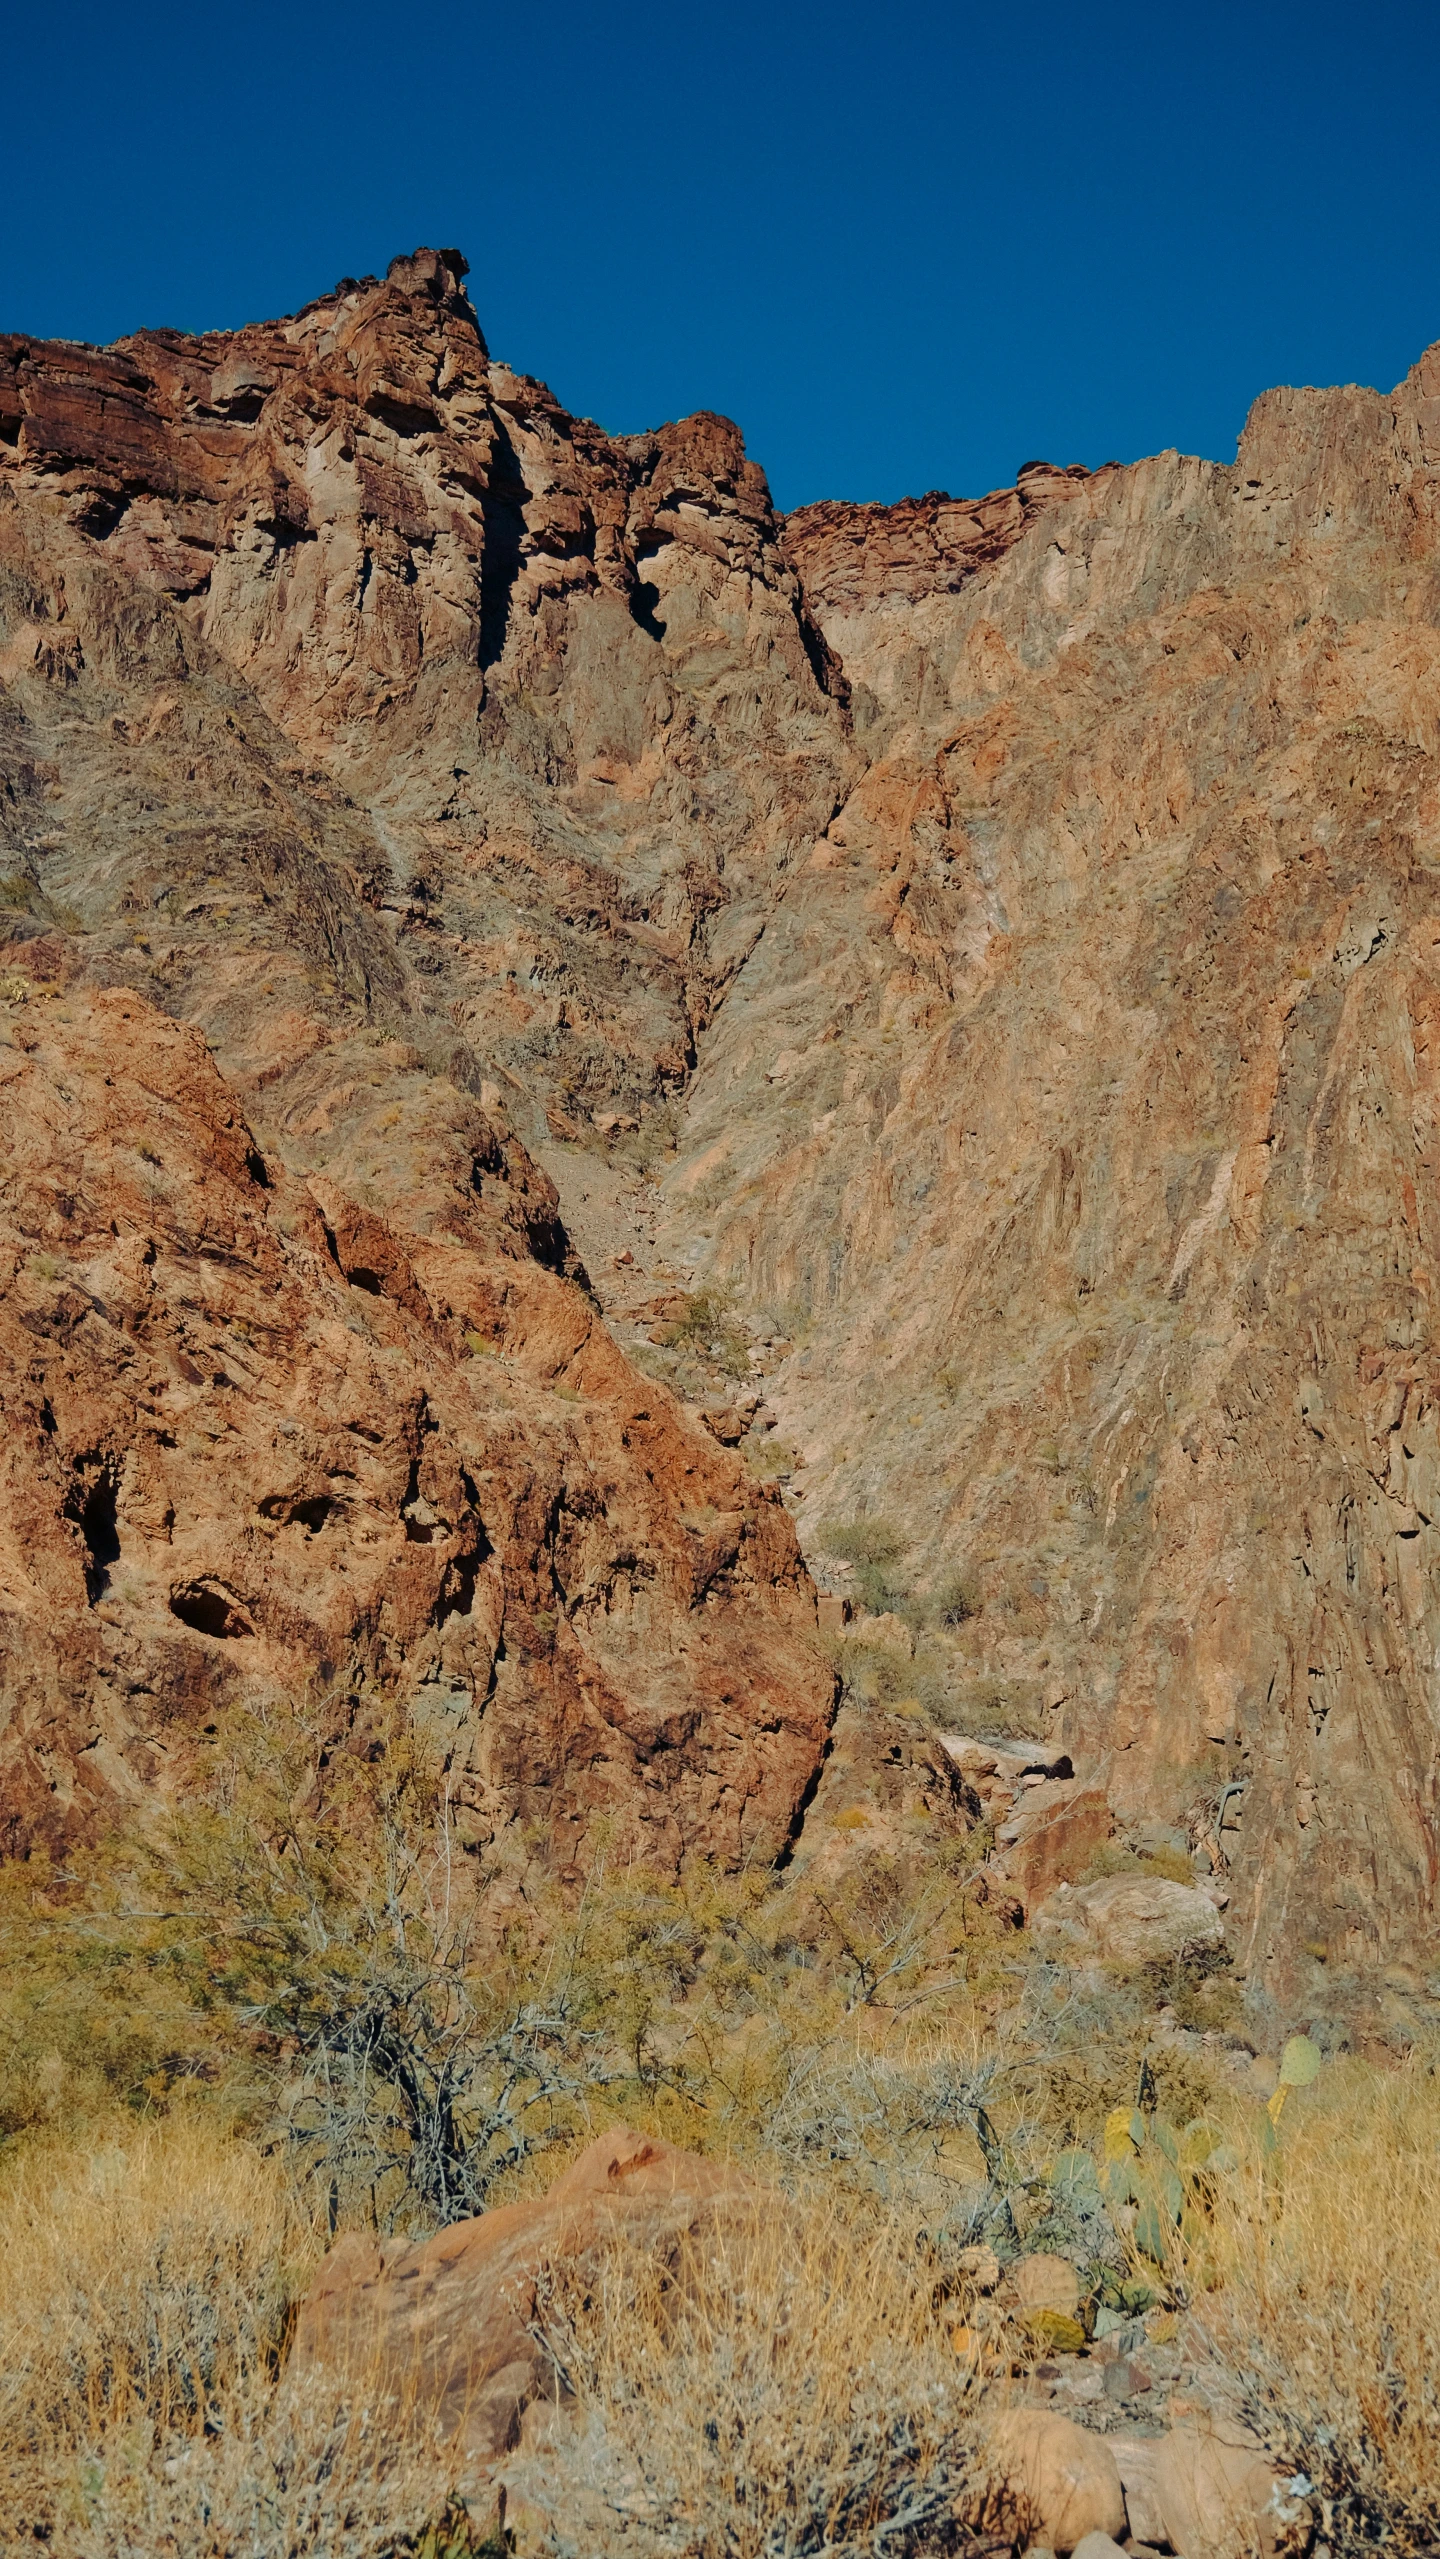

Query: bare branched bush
left=1, top=1695, right=614, bottom=2234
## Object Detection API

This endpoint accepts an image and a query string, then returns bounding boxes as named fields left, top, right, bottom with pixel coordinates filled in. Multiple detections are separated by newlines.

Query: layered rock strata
left=662, top=351, right=1440, bottom=2017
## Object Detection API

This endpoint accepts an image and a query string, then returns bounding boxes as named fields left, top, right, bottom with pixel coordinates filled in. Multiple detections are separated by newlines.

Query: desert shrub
left=742, top=1432, right=797, bottom=1480
left=835, top=1632, right=925, bottom=1709
left=1080, top=1839, right=1196, bottom=1888
left=653, top=1288, right=750, bottom=1377
left=518, top=2197, right=983, bottom=2558
left=819, top=1516, right=910, bottom=1613
left=929, top=1568, right=982, bottom=1627
left=0, top=1696, right=612, bottom=2233
left=820, top=1516, right=906, bottom=1567
left=0, top=2114, right=309, bottom=2452
left=0, top=2116, right=479, bottom=2559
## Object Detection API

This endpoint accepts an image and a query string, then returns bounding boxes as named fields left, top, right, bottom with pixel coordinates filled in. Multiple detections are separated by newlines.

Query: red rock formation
left=0, top=974, right=830, bottom=1867
left=784, top=463, right=1096, bottom=613
left=291, top=2123, right=757, bottom=2453
left=0, top=248, right=847, bottom=1869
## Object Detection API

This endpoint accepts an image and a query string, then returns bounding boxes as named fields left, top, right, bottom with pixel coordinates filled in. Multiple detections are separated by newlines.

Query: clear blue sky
left=3, top=0, right=1437, bottom=513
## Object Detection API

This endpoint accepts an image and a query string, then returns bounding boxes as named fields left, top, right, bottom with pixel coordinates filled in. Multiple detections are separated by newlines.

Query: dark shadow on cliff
left=479, top=419, right=529, bottom=667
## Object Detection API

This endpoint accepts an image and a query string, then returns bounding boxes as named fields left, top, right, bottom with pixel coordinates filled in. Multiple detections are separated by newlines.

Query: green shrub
left=819, top=1516, right=906, bottom=1567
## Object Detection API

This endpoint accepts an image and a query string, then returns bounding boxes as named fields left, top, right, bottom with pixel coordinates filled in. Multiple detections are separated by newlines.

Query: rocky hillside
left=3, top=245, right=1439, bottom=2024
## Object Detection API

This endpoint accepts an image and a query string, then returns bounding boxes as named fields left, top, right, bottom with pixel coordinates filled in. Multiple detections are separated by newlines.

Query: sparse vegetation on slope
left=4, top=1689, right=1439, bottom=2555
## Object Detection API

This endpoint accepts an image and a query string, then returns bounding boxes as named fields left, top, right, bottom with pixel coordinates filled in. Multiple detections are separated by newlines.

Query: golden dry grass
left=1198, top=2059, right=1440, bottom=2556
left=0, top=2113, right=476, bottom=2557
left=512, top=2188, right=986, bottom=2559
left=0, top=2109, right=313, bottom=2443
left=4, top=2014, right=1440, bottom=2556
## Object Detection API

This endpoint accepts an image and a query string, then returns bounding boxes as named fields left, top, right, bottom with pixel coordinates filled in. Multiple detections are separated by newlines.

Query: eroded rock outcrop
left=0, top=974, right=830, bottom=1864
left=0, top=249, right=845, bottom=1864
left=290, top=2123, right=757, bottom=2453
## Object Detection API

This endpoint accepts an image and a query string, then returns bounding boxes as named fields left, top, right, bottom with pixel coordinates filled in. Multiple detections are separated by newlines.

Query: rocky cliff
left=0, top=250, right=837, bottom=1875
left=4, top=246, right=1440, bottom=2024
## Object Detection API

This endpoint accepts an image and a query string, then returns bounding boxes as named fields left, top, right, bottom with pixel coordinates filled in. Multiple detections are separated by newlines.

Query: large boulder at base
left=289, top=2125, right=756, bottom=2455
left=1111, top=2434, right=1169, bottom=2546
left=1153, top=2424, right=1314, bottom=2559
left=972, top=2410, right=1126, bottom=2552
left=1033, top=1875, right=1226, bottom=1968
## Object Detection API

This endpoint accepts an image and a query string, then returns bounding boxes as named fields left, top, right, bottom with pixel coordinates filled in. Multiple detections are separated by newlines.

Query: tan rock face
left=977, top=2409, right=1126, bottom=2553
left=1034, top=1876, right=1228, bottom=1967
left=1152, top=2424, right=1314, bottom=2559
left=992, top=1784, right=1115, bottom=1913
left=660, top=349, right=1440, bottom=2010
left=290, top=2123, right=757, bottom=2454
left=0, top=247, right=851, bottom=1137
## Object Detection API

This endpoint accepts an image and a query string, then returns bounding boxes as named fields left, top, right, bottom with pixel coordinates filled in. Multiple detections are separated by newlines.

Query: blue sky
left=3, top=0, right=1438, bottom=512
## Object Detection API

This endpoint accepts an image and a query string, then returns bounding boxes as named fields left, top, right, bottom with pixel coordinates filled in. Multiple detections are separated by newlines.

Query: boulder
left=1071, top=2537, right=1127, bottom=2559
left=1033, top=1875, right=1226, bottom=1967
left=976, top=2411, right=1126, bottom=2553
left=992, top=1789, right=1116, bottom=1912
left=1153, top=2424, right=1314, bottom=2559
left=1112, top=2434, right=1168, bottom=2547
left=1007, top=2252, right=1083, bottom=2317
left=289, top=2124, right=757, bottom=2454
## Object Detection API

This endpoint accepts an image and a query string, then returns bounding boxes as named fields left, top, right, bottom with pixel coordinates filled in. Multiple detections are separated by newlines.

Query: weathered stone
left=1034, top=1877, right=1227, bottom=1967
left=1007, top=2253, right=1083, bottom=2318
left=975, top=2410, right=1127, bottom=2553
left=0, top=989, right=832, bottom=1868
left=1153, top=2423, right=1314, bottom=2559
left=993, top=1787, right=1116, bottom=1913
left=1111, top=2434, right=1169, bottom=2550
left=290, top=2123, right=758, bottom=2454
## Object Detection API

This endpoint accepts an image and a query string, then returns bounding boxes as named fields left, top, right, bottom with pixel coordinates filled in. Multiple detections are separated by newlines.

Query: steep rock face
left=652, top=354, right=1440, bottom=2015
left=7, top=242, right=1440, bottom=2014
left=0, top=247, right=851, bottom=1141
left=0, top=245, right=845, bottom=1863
left=0, top=973, right=829, bottom=1866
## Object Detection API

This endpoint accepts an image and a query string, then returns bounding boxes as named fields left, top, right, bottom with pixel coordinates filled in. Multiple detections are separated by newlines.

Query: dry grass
left=5, top=1773, right=1440, bottom=2559
left=1198, top=2059, right=1440, bottom=2557
left=4, top=2058, right=1440, bottom=2557
left=0, top=2111, right=314, bottom=2446
left=512, top=2190, right=985, bottom=2559
left=0, top=2114, right=476, bottom=2557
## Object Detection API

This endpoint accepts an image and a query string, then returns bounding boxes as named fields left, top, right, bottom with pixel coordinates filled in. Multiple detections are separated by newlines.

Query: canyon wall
left=4, top=245, right=1440, bottom=2018
left=0, top=250, right=838, bottom=1875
